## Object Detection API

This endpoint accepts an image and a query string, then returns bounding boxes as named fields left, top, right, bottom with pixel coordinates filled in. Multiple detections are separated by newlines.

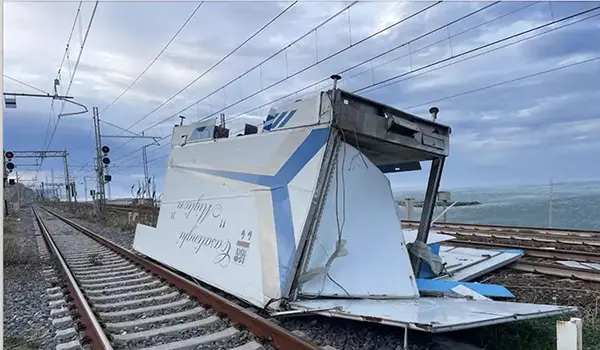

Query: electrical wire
left=81, top=3, right=599, bottom=177
left=105, top=1, right=432, bottom=165
left=38, top=1, right=83, bottom=173
left=100, top=2, right=206, bottom=113
left=3, top=75, right=50, bottom=94
left=41, top=1, right=99, bottom=157
left=353, top=4, right=600, bottom=93
left=109, top=1, right=300, bottom=148
left=357, top=10, right=600, bottom=96
left=106, top=1, right=438, bottom=162
left=143, top=10, right=600, bottom=170
left=139, top=1, right=439, bottom=136
left=222, top=0, right=513, bottom=124
left=403, top=56, right=600, bottom=111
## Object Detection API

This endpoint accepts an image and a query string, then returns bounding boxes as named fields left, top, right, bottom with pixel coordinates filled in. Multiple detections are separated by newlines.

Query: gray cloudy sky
left=3, top=1, right=600, bottom=198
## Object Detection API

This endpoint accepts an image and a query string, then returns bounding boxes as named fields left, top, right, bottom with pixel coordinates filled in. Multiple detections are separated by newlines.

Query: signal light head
left=102, top=157, right=111, bottom=165
left=101, top=145, right=110, bottom=153
left=6, top=162, right=15, bottom=170
left=5, top=151, right=14, bottom=159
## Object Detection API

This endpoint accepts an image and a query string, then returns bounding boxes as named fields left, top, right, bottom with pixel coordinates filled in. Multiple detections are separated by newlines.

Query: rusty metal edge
left=40, top=206, right=320, bottom=350
left=33, top=206, right=114, bottom=350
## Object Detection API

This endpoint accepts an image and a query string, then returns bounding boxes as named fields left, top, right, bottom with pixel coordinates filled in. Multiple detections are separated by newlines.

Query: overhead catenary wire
left=3, top=75, right=50, bottom=94
left=99, top=2, right=206, bottom=114
left=139, top=1, right=440, bottom=135
left=403, top=56, right=600, bottom=111
left=222, top=0, right=511, bottom=123
left=106, top=1, right=363, bottom=156
left=82, top=3, right=599, bottom=178
left=39, top=1, right=84, bottom=169
left=352, top=4, right=600, bottom=94
left=106, top=1, right=438, bottom=163
left=356, top=9, right=600, bottom=97
left=126, top=53, right=600, bottom=188
left=108, top=2, right=594, bottom=170
left=41, top=1, right=100, bottom=159
left=109, top=1, right=300, bottom=147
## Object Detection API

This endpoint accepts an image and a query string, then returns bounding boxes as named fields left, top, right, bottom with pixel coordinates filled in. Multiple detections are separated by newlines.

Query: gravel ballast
left=3, top=206, right=57, bottom=350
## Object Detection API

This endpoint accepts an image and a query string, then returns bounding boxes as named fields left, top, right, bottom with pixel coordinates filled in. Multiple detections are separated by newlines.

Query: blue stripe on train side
left=190, top=127, right=329, bottom=293
left=263, top=109, right=297, bottom=131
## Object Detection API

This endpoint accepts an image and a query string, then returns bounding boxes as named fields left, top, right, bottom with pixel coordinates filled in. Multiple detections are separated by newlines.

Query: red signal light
left=5, top=151, right=14, bottom=159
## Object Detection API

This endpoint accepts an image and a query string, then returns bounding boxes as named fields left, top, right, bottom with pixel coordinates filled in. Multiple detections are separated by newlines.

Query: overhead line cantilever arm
left=58, top=98, right=88, bottom=117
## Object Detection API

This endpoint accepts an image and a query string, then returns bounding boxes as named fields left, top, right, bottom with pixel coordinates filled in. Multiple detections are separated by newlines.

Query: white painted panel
left=134, top=192, right=267, bottom=306
left=265, top=94, right=321, bottom=132
left=439, top=246, right=522, bottom=282
left=134, top=125, right=331, bottom=308
left=402, top=229, right=455, bottom=244
left=170, top=126, right=318, bottom=176
left=287, top=145, right=327, bottom=245
left=290, top=298, right=577, bottom=333
left=298, top=142, right=419, bottom=298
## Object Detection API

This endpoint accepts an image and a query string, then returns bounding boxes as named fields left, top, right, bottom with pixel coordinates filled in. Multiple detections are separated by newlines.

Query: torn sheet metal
left=437, top=246, right=523, bottom=282
left=402, top=229, right=455, bottom=245
left=296, top=142, right=419, bottom=299
left=416, top=279, right=514, bottom=298
left=450, top=284, right=491, bottom=301
left=290, top=298, right=577, bottom=333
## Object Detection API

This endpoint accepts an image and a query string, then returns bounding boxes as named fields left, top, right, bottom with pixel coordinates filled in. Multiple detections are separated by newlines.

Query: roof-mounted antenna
left=179, top=115, right=186, bottom=126
left=429, top=107, right=439, bottom=122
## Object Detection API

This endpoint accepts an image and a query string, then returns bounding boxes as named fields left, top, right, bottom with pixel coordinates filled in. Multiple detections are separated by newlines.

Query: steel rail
left=39, top=205, right=320, bottom=350
left=432, top=226, right=600, bottom=239
left=434, top=230, right=600, bottom=246
left=403, top=220, right=600, bottom=235
left=445, top=239, right=600, bottom=264
left=510, top=260, right=600, bottom=283
left=32, top=206, right=114, bottom=349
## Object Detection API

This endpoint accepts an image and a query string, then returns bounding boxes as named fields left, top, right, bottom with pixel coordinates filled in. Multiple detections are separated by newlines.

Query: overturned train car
left=133, top=87, right=575, bottom=332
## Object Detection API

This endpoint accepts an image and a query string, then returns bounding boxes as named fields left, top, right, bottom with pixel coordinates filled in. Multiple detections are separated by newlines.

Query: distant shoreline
left=397, top=200, right=481, bottom=208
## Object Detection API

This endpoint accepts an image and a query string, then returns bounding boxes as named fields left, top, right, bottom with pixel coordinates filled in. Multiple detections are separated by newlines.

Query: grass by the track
left=456, top=316, right=600, bottom=350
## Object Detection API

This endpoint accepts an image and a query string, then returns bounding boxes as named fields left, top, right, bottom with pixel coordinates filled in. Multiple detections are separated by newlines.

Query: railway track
left=446, top=239, right=600, bottom=263
left=443, top=240, right=600, bottom=283
left=511, top=259, right=600, bottom=283
left=403, top=220, right=600, bottom=237
left=34, top=206, right=318, bottom=350
left=403, top=222, right=600, bottom=247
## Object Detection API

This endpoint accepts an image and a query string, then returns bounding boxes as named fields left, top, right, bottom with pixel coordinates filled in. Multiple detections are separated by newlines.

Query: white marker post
left=556, top=317, right=583, bottom=350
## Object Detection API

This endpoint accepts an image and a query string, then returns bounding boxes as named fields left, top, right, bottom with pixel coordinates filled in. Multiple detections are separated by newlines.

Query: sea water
left=393, top=180, right=600, bottom=231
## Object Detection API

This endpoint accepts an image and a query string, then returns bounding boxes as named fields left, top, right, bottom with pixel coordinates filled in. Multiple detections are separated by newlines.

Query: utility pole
left=93, top=107, right=107, bottom=213
left=51, top=168, right=56, bottom=199
left=549, top=179, right=553, bottom=228
left=83, top=176, right=88, bottom=202
left=63, top=149, right=72, bottom=211
left=141, top=144, right=153, bottom=201
left=15, top=171, right=21, bottom=207
left=92, top=107, right=160, bottom=209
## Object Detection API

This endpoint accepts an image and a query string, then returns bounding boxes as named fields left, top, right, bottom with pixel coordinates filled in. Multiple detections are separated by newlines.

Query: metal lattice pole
left=142, top=145, right=149, bottom=199
left=93, top=107, right=106, bottom=213
left=63, top=150, right=72, bottom=211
